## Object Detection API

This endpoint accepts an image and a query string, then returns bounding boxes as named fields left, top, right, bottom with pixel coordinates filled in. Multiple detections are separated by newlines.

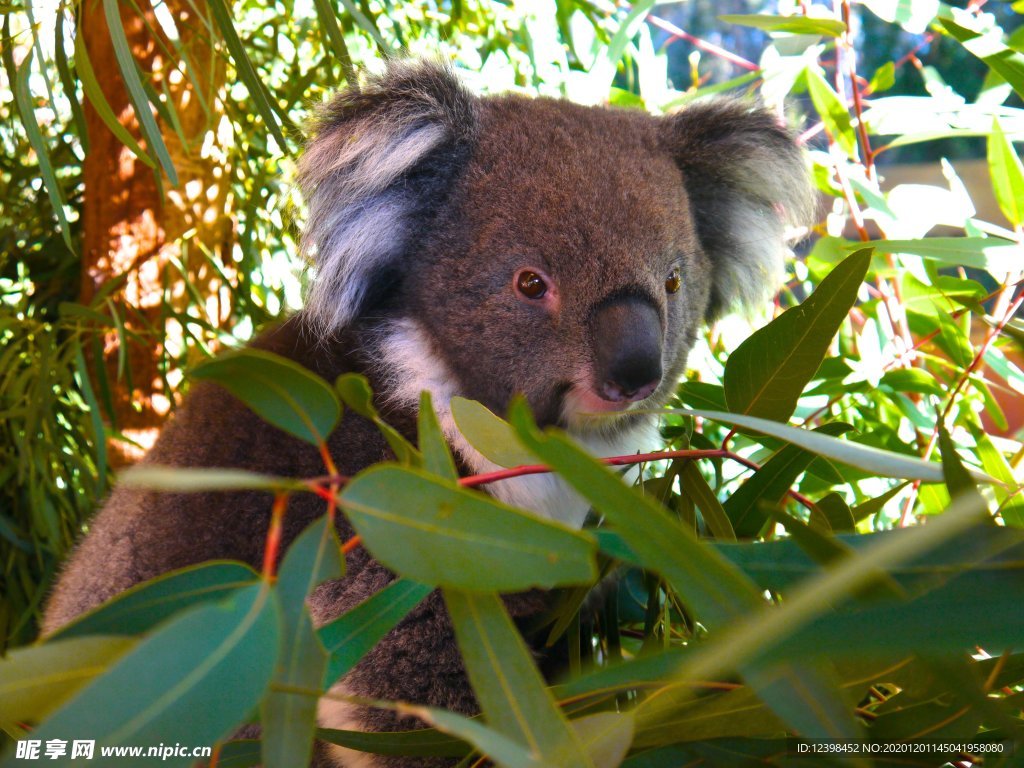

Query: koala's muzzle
left=591, top=296, right=663, bottom=404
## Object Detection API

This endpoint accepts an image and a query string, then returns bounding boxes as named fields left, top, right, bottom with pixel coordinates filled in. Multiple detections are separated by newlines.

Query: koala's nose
left=591, top=297, right=663, bottom=404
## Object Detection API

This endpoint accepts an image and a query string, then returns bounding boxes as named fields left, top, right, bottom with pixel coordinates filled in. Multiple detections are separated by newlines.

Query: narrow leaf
left=806, top=68, right=858, bottom=158
left=443, top=590, right=593, bottom=767
left=678, top=462, right=735, bottom=541
left=101, top=0, right=178, bottom=183
left=724, top=250, right=871, bottom=422
left=681, top=408, right=996, bottom=483
left=987, top=117, right=1024, bottom=226
left=419, top=392, right=458, bottom=480
left=317, top=726, right=470, bottom=757
left=724, top=423, right=853, bottom=537
left=404, top=705, right=549, bottom=768
left=718, top=14, right=846, bottom=37
left=263, top=517, right=344, bottom=768
left=319, top=578, right=433, bottom=686
left=13, top=54, right=75, bottom=254
left=118, top=465, right=301, bottom=493
left=206, top=0, right=290, bottom=153
left=312, top=0, right=355, bottom=83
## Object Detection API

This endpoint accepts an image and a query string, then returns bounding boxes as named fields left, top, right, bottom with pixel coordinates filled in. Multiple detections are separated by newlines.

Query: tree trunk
left=80, top=0, right=231, bottom=465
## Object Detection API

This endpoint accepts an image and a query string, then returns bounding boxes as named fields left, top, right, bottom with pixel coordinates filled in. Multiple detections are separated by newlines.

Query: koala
left=43, top=60, right=813, bottom=766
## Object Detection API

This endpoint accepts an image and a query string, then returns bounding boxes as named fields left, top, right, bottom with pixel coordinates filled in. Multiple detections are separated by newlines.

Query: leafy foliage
left=2, top=0, right=1024, bottom=765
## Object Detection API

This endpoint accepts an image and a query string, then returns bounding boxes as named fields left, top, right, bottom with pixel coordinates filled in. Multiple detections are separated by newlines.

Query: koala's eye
left=516, top=270, right=548, bottom=300
left=665, top=269, right=682, bottom=294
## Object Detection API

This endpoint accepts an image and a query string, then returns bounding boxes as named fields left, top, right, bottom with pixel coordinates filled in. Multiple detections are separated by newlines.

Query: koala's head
left=299, top=61, right=813, bottom=437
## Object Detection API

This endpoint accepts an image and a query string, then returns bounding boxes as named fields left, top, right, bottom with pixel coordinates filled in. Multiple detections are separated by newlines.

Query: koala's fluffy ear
left=662, top=100, right=815, bottom=319
left=299, top=60, right=477, bottom=332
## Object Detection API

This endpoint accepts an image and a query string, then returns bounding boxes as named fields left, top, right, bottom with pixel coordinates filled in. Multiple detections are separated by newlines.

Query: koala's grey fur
left=44, top=60, right=813, bottom=767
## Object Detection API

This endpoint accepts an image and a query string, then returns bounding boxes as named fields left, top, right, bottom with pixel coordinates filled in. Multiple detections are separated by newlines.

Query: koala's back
left=41, top=318, right=390, bottom=634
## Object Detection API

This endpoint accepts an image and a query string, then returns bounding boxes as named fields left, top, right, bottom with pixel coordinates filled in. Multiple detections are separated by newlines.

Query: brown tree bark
left=80, top=0, right=231, bottom=465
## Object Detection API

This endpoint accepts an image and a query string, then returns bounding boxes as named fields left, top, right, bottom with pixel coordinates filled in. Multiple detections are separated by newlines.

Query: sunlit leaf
left=451, top=396, right=537, bottom=469
left=987, top=117, right=1024, bottom=227
left=718, top=14, right=846, bottom=37
left=724, top=250, right=871, bottom=422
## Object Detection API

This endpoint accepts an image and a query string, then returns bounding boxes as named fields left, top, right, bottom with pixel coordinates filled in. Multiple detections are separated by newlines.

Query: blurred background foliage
left=0, top=0, right=1023, bottom=722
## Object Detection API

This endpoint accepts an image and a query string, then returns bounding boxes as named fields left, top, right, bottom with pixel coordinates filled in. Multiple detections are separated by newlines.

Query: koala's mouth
left=558, top=382, right=653, bottom=431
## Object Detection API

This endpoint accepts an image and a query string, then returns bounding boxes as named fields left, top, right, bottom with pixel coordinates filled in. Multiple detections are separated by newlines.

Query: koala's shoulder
left=146, top=318, right=386, bottom=479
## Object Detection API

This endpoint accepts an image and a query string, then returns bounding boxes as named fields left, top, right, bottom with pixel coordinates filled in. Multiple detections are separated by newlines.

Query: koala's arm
left=41, top=379, right=338, bottom=634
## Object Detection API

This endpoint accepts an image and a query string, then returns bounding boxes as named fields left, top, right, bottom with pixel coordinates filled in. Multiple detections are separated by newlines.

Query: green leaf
left=937, top=422, right=984, bottom=506
left=101, top=0, right=178, bottom=184
left=51, top=562, right=259, bottom=640
left=634, top=494, right=991, bottom=742
left=443, top=590, right=593, bottom=766
left=939, top=14, right=1024, bottom=100
left=215, top=740, right=262, bottom=768
left=317, top=726, right=471, bottom=758
left=13, top=54, right=74, bottom=255
left=402, top=705, right=550, bottom=768
left=805, top=67, right=858, bottom=158
left=311, top=0, right=355, bottom=83
left=812, top=492, right=856, bottom=533
left=339, top=466, right=596, bottom=590
left=572, top=712, right=635, bottom=768
left=118, top=466, right=301, bottom=492
left=451, top=396, right=537, bottom=469
left=683, top=408, right=995, bottom=484
left=724, top=423, right=853, bottom=538
left=419, top=392, right=458, bottom=480
left=54, top=9, right=88, bottom=152
left=191, top=349, right=340, bottom=446
left=743, top=662, right=861, bottom=744
left=966, top=420, right=1024, bottom=526
left=837, top=237, right=1021, bottom=273
left=206, top=0, right=291, bottom=154
left=607, top=0, right=656, bottom=66
left=678, top=462, right=735, bottom=541
left=717, top=524, right=1024, bottom=593
left=319, top=578, right=433, bottom=686
left=334, top=373, right=376, bottom=418
left=771, top=512, right=904, bottom=600
left=987, top=117, right=1024, bottom=227
left=17, top=586, right=279, bottom=768
left=718, top=14, right=846, bottom=37
left=724, top=249, right=871, bottom=422
left=868, top=61, right=896, bottom=92
left=337, top=0, right=389, bottom=52
left=0, top=637, right=136, bottom=724
left=263, top=517, right=344, bottom=768
left=758, top=560, right=1024, bottom=662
